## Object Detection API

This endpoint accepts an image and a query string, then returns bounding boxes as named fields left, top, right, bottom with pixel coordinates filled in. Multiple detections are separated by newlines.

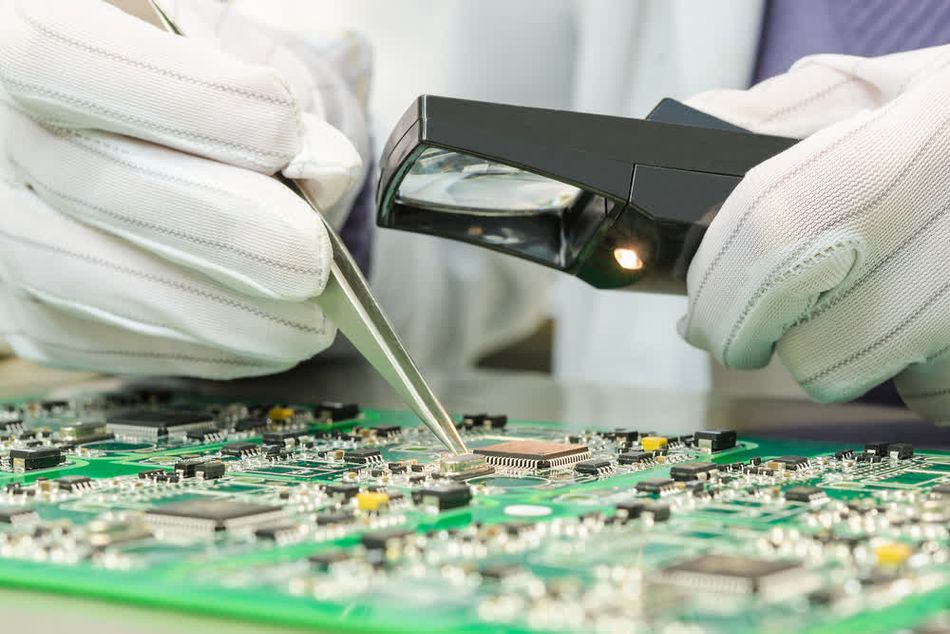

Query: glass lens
left=395, top=147, right=582, bottom=216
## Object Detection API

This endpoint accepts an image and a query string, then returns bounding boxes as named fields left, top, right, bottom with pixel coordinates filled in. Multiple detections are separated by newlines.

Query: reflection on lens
left=396, top=148, right=581, bottom=216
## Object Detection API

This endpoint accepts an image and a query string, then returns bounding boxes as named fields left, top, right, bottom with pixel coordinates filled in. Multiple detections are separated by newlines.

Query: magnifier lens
left=396, top=148, right=582, bottom=216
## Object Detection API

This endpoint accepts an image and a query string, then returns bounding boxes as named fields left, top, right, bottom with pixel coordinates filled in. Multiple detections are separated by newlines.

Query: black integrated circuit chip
left=221, top=442, right=260, bottom=457
left=9, top=447, right=62, bottom=471
left=694, top=430, right=737, bottom=452
left=574, top=459, right=613, bottom=475
left=196, top=461, right=226, bottom=480
left=618, top=451, right=653, bottom=465
left=670, top=462, right=718, bottom=481
left=55, top=475, right=92, bottom=491
left=635, top=478, right=675, bottom=494
left=145, top=499, right=284, bottom=534
left=784, top=486, right=825, bottom=503
left=411, top=483, right=472, bottom=510
left=344, top=448, right=383, bottom=464
left=107, top=410, right=215, bottom=440
left=772, top=456, right=809, bottom=470
left=315, top=402, right=360, bottom=422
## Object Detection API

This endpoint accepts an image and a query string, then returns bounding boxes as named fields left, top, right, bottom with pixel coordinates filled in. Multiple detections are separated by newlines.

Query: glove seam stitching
left=15, top=9, right=296, bottom=107
left=799, top=274, right=950, bottom=387
left=1, top=332, right=271, bottom=367
left=11, top=152, right=325, bottom=277
left=719, top=108, right=950, bottom=364
left=0, top=228, right=329, bottom=335
left=1, top=78, right=293, bottom=166
left=801, top=201, right=950, bottom=324
left=685, top=110, right=884, bottom=336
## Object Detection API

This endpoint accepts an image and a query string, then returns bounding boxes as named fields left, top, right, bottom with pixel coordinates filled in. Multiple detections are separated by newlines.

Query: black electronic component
left=694, top=430, right=737, bottom=452
left=315, top=510, right=355, bottom=526
left=106, top=410, right=215, bottom=440
left=678, top=434, right=695, bottom=447
left=574, top=459, right=613, bottom=475
left=864, top=442, right=890, bottom=456
left=9, top=447, right=62, bottom=471
left=772, top=456, right=809, bottom=470
left=174, top=458, right=207, bottom=478
left=614, top=499, right=645, bottom=522
left=344, top=448, right=383, bottom=464
left=261, top=429, right=304, bottom=446
left=484, top=414, right=508, bottom=430
left=636, top=478, right=675, bottom=494
left=369, top=425, right=401, bottom=438
left=137, top=469, right=167, bottom=480
left=55, top=475, right=92, bottom=492
left=642, top=501, right=671, bottom=521
left=888, top=443, right=914, bottom=460
left=784, top=486, right=826, bottom=503
left=360, top=528, right=413, bottom=551
left=315, top=402, right=360, bottom=422
left=670, top=462, right=718, bottom=481
left=388, top=462, right=407, bottom=474
left=186, top=429, right=222, bottom=442
left=221, top=442, right=260, bottom=457
left=145, top=499, right=284, bottom=534
left=461, top=413, right=486, bottom=429
left=460, top=413, right=508, bottom=430
left=254, top=524, right=301, bottom=542
left=234, top=417, right=267, bottom=432
left=834, top=449, right=855, bottom=460
left=598, top=428, right=639, bottom=444
left=308, top=550, right=352, bottom=571
left=411, top=483, right=472, bottom=510
left=196, top=461, right=226, bottom=480
left=326, top=483, right=359, bottom=500
left=0, top=506, right=37, bottom=525
left=657, top=555, right=811, bottom=599
left=40, top=400, right=69, bottom=412
left=618, top=451, right=653, bottom=465
left=473, top=440, right=590, bottom=469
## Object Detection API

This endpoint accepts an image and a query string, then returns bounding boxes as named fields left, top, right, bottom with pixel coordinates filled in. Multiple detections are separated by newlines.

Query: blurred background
left=228, top=0, right=946, bottom=416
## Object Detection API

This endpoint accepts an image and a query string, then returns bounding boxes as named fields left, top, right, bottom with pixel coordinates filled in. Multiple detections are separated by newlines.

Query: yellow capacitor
left=641, top=436, right=668, bottom=452
left=875, top=543, right=911, bottom=567
left=267, top=407, right=295, bottom=422
left=356, top=491, right=390, bottom=512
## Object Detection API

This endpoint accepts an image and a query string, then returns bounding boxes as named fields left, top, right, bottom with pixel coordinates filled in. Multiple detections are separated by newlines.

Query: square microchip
left=107, top=410, right=215, bottom=441
left=145, top=499, right=284, bottom=535
left=784, top=485, right=826, bottom=503
left=473, top=440, right=590, bottom=469
left=657, top=555, right=815, bottom=601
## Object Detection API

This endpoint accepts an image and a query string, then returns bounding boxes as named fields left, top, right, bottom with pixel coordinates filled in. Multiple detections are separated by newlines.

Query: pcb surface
left=0, top=392, right=946, bottom=633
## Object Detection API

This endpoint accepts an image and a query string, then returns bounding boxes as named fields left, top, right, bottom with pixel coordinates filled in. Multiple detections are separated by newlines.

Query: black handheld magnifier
left=377, top=96, right=798, bottom=294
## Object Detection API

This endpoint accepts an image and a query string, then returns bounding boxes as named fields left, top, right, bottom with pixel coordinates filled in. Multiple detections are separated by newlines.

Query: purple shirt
left=754, top=0, right=950, bottom=83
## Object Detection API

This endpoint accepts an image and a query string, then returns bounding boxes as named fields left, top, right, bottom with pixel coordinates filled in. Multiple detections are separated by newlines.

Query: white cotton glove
left=681, top=44, right=950, bottom=421
left=0, top=0, right=369, bottom=379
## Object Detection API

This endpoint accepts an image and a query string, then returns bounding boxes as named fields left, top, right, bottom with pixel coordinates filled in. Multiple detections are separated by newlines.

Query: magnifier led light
left=613, top=247, right=644, bottom=271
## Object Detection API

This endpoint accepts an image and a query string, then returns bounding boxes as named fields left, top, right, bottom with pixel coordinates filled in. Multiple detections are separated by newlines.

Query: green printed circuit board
left=0, top=391, right=946, bottom=633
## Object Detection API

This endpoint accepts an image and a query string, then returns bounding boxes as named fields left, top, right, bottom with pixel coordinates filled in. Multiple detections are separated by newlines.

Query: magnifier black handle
left=376, top=96, right=797, bottom=295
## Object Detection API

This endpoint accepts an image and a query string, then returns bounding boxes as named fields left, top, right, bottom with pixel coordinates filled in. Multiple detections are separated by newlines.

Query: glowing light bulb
left=613, top=247, right=643, bottom=271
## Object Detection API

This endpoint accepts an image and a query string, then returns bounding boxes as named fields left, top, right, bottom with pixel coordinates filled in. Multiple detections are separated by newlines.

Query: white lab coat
left=234, top=0, right=803, bottom=399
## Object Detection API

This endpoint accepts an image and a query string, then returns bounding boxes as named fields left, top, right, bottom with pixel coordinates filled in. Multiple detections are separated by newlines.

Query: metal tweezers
left=116, top=0, right=468, bottom=454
